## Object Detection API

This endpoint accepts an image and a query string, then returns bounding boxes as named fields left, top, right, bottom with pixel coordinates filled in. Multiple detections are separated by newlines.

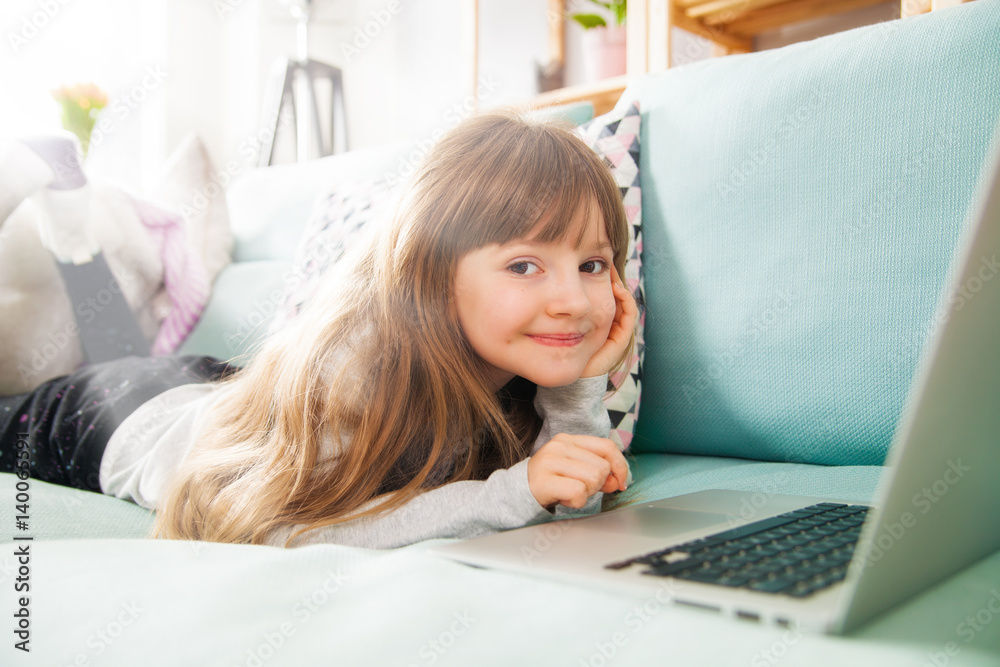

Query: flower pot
left=581, top=24, right=627, bottom=82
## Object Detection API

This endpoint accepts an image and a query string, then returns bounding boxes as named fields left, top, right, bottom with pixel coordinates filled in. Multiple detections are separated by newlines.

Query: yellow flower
left=50, top=82, right=108, bottom=158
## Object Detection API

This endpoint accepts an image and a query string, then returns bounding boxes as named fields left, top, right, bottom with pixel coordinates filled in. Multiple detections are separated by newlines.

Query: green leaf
left=613, top=1, right=627, bottom=26
left=570, top=13, right=608, bottom=29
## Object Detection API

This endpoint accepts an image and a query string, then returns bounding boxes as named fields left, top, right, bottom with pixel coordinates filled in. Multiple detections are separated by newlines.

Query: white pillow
left=148, top=133, right=233, bottom=284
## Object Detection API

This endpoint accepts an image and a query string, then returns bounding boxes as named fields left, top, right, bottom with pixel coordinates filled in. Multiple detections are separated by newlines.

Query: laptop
left=430, top=140, right=1000, bottom=635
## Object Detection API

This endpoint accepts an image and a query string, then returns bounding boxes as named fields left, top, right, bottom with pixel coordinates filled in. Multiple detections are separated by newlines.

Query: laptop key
left=686, top=515, right=801, bottom=548
left=716, top=574, right=753, bottom=588
left=643, top=558, right=703, bottom=577
left=684, top=570, right=732, bottom=584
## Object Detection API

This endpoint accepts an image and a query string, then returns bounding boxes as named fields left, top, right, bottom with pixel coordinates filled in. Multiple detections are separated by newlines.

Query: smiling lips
left=527, top=333, right=586, bottom=347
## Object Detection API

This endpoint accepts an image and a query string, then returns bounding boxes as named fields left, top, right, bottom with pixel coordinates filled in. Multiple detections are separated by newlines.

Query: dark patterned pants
left=0, top=355, right=237, bottom=493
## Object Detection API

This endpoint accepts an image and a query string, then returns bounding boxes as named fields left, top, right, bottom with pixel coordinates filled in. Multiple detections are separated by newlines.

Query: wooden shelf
left=689, top=0, right=890, bottom=38
left=527, top=75, right=630, bottom=117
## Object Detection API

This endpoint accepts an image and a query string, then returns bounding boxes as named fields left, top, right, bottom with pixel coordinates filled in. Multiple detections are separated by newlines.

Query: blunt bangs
left=459, top=119, right=625, bottom=258
left=396, top=111, right=630, bottom=284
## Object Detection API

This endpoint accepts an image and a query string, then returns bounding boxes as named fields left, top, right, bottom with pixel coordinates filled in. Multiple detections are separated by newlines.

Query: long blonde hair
left=153, top=111, right=634, bottom=545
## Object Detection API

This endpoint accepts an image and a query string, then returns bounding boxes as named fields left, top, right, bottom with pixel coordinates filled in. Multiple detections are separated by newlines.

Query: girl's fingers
left=528, top=436, right=631, bottom=508
left=541, top=457, right=609, bottom=495
left=600, top=475, right=624, bottom=494
left=542, top=446, right=612, bottom=483
left=609, top=265, right=637, bottom=334
left=551, top=434, right=629, bottom=491
left=540, top=476, right=593, bottom=509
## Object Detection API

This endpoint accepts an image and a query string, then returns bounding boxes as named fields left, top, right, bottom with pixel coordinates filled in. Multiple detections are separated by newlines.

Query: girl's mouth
left=527, top=334, right=585, bottom=347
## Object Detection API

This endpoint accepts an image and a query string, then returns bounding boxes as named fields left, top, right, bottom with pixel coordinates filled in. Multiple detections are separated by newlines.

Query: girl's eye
left=580, top=259, right=609, bottom=275
left=508, top=261, right=539, bottom=275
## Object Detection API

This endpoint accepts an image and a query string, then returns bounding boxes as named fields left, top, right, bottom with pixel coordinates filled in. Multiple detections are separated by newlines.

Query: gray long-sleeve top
left=101, top=374, right=622, bottom=549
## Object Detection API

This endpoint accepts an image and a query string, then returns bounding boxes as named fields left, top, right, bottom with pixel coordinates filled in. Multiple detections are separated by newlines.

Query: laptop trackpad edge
left=575, top=506, right=733, bottom=540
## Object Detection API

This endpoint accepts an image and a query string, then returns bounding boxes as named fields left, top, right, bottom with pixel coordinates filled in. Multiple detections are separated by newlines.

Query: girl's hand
left=527, top=434, right=629, bottom=510
left=582, top=263, right=637, bottom=379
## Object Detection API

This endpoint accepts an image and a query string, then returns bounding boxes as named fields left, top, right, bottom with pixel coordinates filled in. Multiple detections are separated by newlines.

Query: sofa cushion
left=10, top=523, right=1000, bottom=665
left=528, top=100, right=595, bottom=126
left=624, top=2, right=1000, bottom=465
left=176, top=260, right=292, bottom=363
left=227, top=141, right=414, bottom=263
left=0, top=473, right=154, bottom=540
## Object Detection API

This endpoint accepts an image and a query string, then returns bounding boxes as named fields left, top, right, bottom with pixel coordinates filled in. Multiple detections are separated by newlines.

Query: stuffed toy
left=0, top=134, right=230, bottom=396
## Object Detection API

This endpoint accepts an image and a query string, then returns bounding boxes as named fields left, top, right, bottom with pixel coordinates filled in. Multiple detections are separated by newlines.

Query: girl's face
left=454, top=204, right=617, bottom=390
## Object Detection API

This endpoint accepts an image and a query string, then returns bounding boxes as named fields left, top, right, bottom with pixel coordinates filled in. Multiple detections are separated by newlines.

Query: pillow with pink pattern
left=575, top=101, right=645, bottom=452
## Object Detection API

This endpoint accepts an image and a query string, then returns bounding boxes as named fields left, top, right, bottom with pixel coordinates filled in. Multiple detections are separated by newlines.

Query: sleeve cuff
left=506, top=458, right=558, bottom=523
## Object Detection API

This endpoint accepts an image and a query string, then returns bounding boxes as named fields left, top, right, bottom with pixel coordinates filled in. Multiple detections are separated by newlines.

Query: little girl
left=1, top=111, right=638, bottom=549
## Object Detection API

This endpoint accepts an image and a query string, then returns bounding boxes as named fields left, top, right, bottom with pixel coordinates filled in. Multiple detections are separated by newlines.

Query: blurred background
left=0, top=0, right=902, bottom=192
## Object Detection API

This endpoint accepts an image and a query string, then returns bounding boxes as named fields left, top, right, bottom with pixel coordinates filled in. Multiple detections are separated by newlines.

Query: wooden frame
left=530, top=74, right=630, bottom=116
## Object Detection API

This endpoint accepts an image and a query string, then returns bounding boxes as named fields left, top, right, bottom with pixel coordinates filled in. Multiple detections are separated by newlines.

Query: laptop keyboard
left=604, top=502, right=870, bottom=598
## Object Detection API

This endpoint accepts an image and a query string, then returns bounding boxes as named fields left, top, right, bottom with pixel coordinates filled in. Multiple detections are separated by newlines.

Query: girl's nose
left=546, top=272, right=591, bottom=318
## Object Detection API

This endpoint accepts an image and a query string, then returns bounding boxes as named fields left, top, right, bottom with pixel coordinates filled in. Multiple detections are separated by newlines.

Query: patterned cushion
left=575, top=102, right=645, bottom=451
left=268, top=179, right=395, bottom=335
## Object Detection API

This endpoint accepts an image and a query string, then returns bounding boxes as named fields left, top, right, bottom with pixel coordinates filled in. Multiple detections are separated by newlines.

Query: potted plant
left=570, top=0, right=627, bottom=82
left=50, top=83, right=107, bottom=159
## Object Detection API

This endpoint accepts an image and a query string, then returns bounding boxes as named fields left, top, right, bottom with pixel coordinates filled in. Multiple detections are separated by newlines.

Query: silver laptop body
left=431, top=141, right=1000, bottom=635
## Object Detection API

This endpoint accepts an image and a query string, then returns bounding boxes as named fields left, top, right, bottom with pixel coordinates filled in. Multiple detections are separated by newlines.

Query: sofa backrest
left=227, top=140, right=416, bottom=263
left=623, top=2, right=1000, bottom=465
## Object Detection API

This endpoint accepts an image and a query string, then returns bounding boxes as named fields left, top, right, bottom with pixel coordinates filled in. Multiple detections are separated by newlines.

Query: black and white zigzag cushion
left=575, top=101, right=645, bottom=451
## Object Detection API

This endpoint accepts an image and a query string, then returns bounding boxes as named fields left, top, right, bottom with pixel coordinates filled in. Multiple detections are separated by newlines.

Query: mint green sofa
left=3, top=4, right=999, bottom=665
